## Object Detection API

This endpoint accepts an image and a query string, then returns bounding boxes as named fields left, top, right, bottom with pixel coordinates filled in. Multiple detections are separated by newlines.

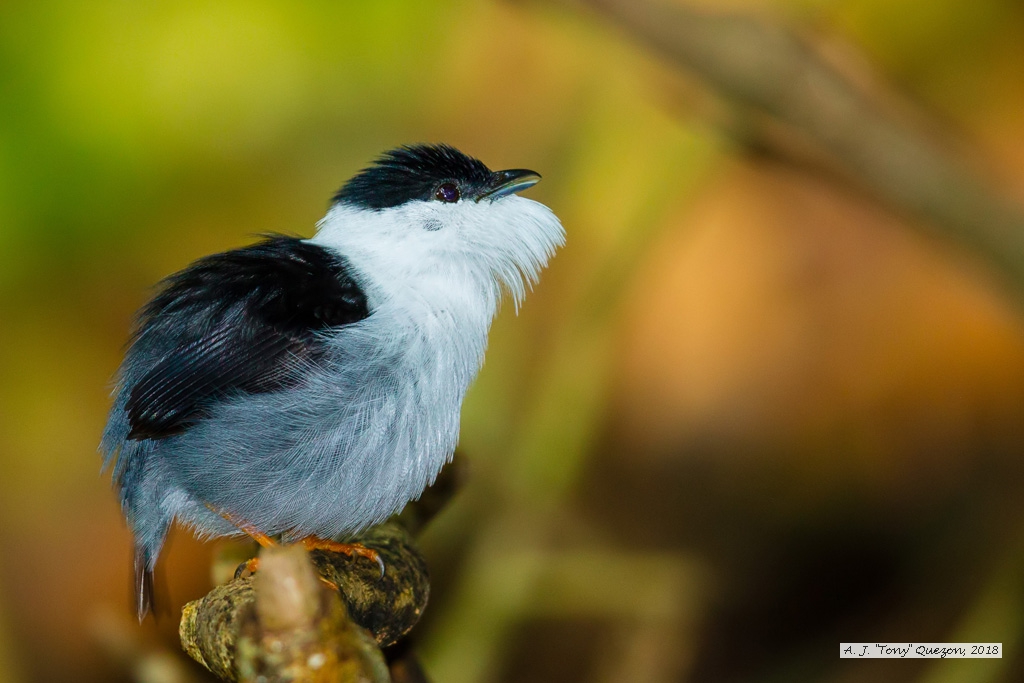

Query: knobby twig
left=244, top=545, right=389, bottom=682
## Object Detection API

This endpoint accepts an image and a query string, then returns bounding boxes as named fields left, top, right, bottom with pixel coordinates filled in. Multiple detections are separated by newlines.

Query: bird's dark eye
left=435, top=182, right=460, bottom=203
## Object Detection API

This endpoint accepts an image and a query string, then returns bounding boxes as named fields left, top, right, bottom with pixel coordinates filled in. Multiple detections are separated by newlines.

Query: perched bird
left=101, top=144, right=564, bottom=620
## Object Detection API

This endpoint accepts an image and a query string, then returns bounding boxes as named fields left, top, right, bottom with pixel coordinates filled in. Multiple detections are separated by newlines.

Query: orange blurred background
left=2, top=1, right=1024, bottom=681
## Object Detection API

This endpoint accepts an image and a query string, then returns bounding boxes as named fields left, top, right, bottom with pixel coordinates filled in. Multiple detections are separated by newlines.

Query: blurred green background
left=3, top=0, right=1024, bottom=681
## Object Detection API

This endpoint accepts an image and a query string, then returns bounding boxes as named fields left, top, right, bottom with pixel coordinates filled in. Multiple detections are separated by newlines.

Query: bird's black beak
left=477, top=169, right=541, bottom=201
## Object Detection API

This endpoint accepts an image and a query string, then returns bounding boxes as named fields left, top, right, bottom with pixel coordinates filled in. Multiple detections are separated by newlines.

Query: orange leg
left=207, top=505, right=383, bottom=581
left=211, top=506, right=277, bottom=548
left=207, top=504, right=277, bottom=547
left=301, top=537, right=386, bottom=579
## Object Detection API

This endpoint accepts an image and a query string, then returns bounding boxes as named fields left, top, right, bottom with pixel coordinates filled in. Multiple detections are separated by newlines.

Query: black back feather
left=125, top=235, right=369, bottom=440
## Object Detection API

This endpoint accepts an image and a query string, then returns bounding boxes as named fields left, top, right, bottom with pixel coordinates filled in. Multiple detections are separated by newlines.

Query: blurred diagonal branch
left=569, top=0, right=1024, bottom=291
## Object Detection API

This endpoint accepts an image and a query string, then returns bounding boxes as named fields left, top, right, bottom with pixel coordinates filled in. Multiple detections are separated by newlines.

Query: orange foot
left=211, top=505, right=276, bottom=548
left=210, top=506, right=385, bottom=581
left=300, top=537, right=386, bottom=579
left=233, top=555, right=340, bottom=592
left=234, top=556, right=261, bottom=580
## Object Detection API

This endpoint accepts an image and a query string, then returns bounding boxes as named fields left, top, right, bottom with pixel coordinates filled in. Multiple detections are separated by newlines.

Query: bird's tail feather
left=134, top=547, right=155, bottom=622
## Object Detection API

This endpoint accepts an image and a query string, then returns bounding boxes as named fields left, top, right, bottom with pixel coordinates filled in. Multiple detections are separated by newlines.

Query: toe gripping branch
left=232, top=539, right=386, bottom=583
left=215, top=508, right=386, bottom=580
